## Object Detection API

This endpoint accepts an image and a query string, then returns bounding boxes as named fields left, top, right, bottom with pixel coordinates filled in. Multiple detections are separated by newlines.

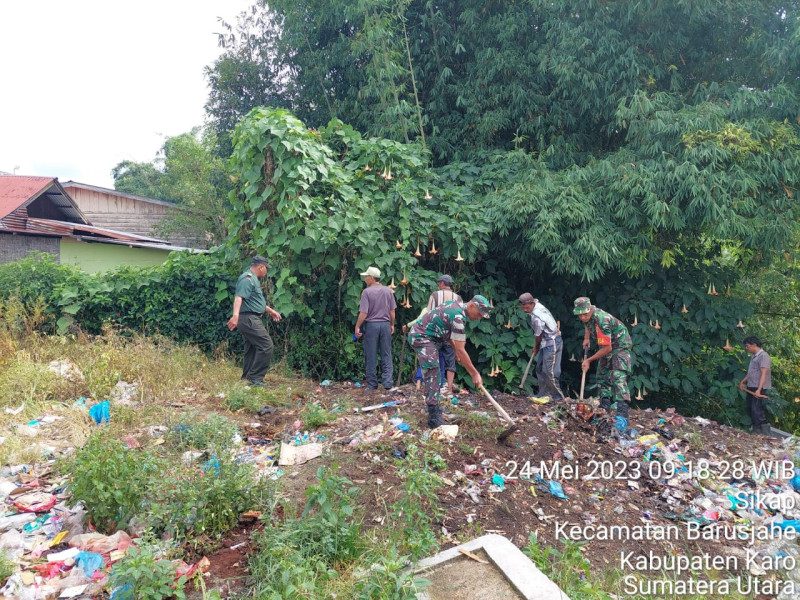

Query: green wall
left=60, top=238, right=172, bottom=273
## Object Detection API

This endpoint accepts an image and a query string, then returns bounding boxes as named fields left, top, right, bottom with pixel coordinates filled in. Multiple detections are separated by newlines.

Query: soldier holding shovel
left=408, top=296, right=491, bottom=428
left=573, top=297, right=632, bottom=418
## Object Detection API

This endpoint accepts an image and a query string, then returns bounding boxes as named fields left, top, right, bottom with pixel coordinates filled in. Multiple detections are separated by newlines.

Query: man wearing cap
left=573, top=297, right=632, bottom=417
left=427, top=275, right=463, bottom=398
left=227, top=256, right=282, bottom=386
left=355, top=267, right=397, bottom=390
left=408, top=296, right=490, bottom=428
left=518, top=293, right=565, bottom=403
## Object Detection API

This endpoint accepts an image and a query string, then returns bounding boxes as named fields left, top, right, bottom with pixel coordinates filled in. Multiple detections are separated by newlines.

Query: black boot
left=427, top=404, right=446, bottom=429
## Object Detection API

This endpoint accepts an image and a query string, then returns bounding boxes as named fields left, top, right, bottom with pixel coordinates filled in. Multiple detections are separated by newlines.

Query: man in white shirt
left=519, top=293, right=565, bottom=403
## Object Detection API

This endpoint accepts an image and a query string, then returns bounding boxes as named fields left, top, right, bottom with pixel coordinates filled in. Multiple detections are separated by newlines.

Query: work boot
left=758, top=423, right=773, bottom=436
left=427, top=404, right=447, bottom=429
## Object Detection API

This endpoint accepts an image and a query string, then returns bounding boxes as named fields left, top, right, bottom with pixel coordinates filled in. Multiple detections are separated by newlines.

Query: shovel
left=478, top=384, right=518, bottom=441
left=578, top=347, right=589, bottom=402
left=395, top=334, right=408, bottom=387
left=518, top=350, right=535, bottom=390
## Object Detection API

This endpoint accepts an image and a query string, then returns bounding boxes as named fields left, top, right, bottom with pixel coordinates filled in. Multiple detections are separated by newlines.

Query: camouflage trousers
left=409, top=335, right=444, bottom=407
left=597, top=348, right=631, bottom=418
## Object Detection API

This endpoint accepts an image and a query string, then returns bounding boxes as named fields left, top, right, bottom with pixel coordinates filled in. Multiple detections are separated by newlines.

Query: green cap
left=471, top=295, right=491, bottom=317
left=573, top=297, right=593, bottom=315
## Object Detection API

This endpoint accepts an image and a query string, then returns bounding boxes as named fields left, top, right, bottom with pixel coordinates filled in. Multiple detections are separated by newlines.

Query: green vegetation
left=300, top=402, right=336, bottom=429
left=0, top=550, right=15, bottom=586
left=3, top=1, right=800, bottom=430
left=108, top=543, right=187, bottom=600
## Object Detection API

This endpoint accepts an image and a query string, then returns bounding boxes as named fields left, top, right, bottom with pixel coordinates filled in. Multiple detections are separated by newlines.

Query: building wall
left=64, top=187, right=199, bottom=248
left=0, top=233, right=60, bottom=264
left=59, top=238, right=171, bottom=273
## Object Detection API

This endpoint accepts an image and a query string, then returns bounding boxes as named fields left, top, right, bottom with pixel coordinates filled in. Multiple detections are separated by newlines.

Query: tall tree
left=111, top=128, right=232, bottom=246
left=209, top=1, right=800, bottom=424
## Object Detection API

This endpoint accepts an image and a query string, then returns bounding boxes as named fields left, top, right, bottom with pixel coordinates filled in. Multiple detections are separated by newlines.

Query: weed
left=0, top=549, right=14, bottom=585
left=524, top=533, right=613, bottom=600
left=354, top=547, right=427, bottom=600
left=301, top=402, right=335, bottom=429
left=166, top=413, right=240, bottom=454
left=109, top=542, right=186, bottom=600
left=454, top=520, right=484, bottom=544
left=391, top=443, right=443, bottom=560
left=64, top=431, right=163, bottom=533
left=148, top=456, right=265, bottom=542
left=456, top=441, right=476, bottom=455
left=248, top=465, right=365, bottom=598
left=677, top=426, right=703, bottom=451
left=461, top=412, right=504, bottom=440
left=302, top=464, right=364, bottom=563
left=222, top=385, right=262, bottom=413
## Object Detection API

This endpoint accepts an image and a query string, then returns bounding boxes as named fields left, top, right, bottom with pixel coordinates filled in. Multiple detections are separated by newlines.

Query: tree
left=208, top=1, right=800, bottom=424
left=112, top=161, right=170, bottom=201
left=111, top=128, right=232, bottom=246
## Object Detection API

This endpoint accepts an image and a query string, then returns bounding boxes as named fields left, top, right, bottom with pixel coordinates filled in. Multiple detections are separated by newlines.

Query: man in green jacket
left=227, top=256, right=282, bottom=386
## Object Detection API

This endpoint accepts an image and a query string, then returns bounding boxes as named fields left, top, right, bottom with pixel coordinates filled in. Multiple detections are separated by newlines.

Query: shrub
left=248, top=465, right=364, bottom=597
left=109, top=543, right=186, bottom=600
left=300, top=402, right=335, bottom=429
left=64, top=432, right=163, bottom=533
left=166, top=413, right=240, bottom=454
left=148, top=456, right=263, bottom=541
left=0, top=550, right=14, bottom=586
left=390, top=444, right=444, bottom=560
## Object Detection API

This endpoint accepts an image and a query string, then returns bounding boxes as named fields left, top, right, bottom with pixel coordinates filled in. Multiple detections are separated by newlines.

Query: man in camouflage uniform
left=408, top=295, right=491, bottom=428
left=573, top=297, right=632, bottom=418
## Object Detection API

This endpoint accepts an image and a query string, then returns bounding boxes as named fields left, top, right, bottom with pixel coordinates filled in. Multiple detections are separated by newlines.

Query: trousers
left=746, top=386, right=768, bottom=428
left=535, top=336, right=564, bottom=402
left=237, top=314, right=274, bottom=383
left=410, top=336, right=442, bottom=406
left=597, top=348, right=631, bottom=417
left=363, top=321, right=393, bottom=389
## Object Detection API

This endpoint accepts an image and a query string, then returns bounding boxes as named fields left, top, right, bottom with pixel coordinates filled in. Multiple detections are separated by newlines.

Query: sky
left=0, top=0, right=253, bottom=188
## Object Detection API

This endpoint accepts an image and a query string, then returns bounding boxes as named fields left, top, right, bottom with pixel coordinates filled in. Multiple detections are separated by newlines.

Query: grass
left=461, top=411, right=505, bottom=440
left=300, top=401, right=336, bottom=429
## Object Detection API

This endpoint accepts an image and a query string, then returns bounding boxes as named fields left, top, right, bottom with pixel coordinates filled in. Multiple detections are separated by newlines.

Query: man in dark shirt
left=227, top=256, right=282, bottom=386
left=354, top=266, right=397, bottom=389
left=738, top=336, right=772, bottom=435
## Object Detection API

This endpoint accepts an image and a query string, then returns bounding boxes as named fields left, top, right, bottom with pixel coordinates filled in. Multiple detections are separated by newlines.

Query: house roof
left=62, top=180, right=180, bottom=209
left=0, top=176, right=88, bottom=223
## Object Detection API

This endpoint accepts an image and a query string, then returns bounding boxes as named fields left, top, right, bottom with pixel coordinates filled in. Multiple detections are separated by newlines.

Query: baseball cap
left=471, top=295, right=491, bottom=317
left=573, top=297, right=593, bottom=315
left=360, top=266, right=381, bottom=278
left=518, top=293, right=535, bottom=305
left=251, top=256, right=269, bottom=267
left=437, top=274, right=454, bottom=286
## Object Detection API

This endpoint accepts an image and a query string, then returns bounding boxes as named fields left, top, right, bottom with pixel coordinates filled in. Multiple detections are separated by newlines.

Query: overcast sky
left=0, top=0, right=253, bottom=188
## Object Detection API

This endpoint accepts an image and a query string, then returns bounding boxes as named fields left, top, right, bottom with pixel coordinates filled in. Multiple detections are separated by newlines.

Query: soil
left=196, top=381, right=789, bottom=598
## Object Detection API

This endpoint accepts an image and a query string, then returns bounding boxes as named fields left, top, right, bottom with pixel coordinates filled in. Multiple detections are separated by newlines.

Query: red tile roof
left=0, top=176, right=55, bottom=219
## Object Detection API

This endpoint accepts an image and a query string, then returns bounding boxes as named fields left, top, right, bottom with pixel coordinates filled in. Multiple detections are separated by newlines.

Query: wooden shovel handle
left=478, top=385, right=515, bottom=426
left=579, top=347, right=589, bottom=402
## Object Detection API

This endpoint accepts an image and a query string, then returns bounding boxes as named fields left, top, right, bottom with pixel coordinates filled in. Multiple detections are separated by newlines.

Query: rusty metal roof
left=0, top=175, right=88, bottom=223
left=1, top=217, right=168, bottom=243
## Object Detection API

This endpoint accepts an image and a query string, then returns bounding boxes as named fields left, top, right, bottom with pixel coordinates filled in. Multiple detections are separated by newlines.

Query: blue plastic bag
left=492, top=473, right=505, bottom=491
left=548, top=480, right=568, bottom=499
left=76, top=551, right=104, bottom=577
left=790, top=469, right=800, bottom=492
left=89, top=401, right=110, bottom=424
left=614, top=416, right=628, bottom=433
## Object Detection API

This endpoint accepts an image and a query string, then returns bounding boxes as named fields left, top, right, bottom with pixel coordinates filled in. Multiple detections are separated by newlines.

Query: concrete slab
left=413, top=534, right=570, bottom=600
